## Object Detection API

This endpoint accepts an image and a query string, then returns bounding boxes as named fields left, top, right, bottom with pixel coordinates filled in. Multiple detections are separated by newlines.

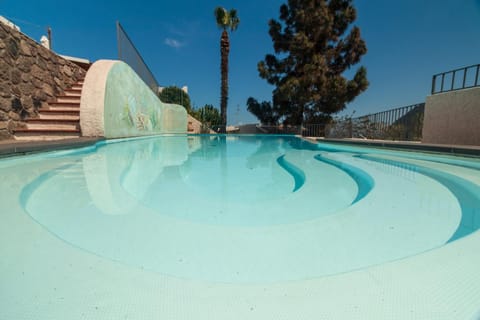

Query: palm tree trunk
left=220, top=30, right=230, bottom=133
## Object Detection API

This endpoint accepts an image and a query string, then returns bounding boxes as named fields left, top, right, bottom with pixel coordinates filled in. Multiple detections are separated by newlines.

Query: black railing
left=208, top=125, right=303, bottom=135
left=203, top=124, right=326, bottom=137
left=116, top=21, right=159, bottom=93
left=431, top=64, right=480, bottom=94
left=302, top=124, right=326, bottom=137
left=326, top=103, right=425, bottom=141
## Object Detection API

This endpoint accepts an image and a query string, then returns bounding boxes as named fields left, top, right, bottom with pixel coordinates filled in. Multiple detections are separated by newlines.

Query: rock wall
left=0, top=22, right=86, bottom=139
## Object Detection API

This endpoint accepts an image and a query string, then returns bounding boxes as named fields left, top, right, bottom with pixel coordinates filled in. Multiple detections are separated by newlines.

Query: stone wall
left=0, top=22, right=86, bottom=139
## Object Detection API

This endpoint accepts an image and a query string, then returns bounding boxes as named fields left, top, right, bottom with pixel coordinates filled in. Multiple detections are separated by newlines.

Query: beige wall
left=187, top=115, right=203, bottom=133
left=422, top=87, right=480, bottom=146
left=187, top=115, right=216, bottom=134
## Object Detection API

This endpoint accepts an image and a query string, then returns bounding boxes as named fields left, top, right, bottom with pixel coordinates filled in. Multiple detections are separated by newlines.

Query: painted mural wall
left=80, top=60, right=187, bottom=138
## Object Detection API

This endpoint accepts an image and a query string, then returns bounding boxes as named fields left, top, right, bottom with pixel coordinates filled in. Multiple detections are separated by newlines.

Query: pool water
left=6, top=135, right=480, bottom=283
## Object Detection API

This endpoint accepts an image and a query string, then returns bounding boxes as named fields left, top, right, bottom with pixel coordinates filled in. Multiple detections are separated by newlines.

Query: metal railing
left=116, top=21, right=159, bottom=93
left=326, top=103, right=425, bottom=141
left=431, top=64, right=480, bottom=94
left=207, top=125, right=303, bottom=135
left=199, top=124, right=327, bottom=137
left=192, top=102, right=424, bottom=141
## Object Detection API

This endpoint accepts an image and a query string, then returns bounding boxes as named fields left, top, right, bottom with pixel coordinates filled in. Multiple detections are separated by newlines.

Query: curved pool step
left=21, top=147, right=463, bottom=282
left=356, top=153, right=480, bottom=242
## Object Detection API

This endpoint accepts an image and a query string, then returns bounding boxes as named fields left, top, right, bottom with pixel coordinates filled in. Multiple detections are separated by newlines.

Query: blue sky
left=2, top=0, right=480, bottom=124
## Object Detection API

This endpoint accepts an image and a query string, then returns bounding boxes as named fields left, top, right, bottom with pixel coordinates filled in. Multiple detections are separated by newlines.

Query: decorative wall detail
left=80, top=60, right=187, bottom=138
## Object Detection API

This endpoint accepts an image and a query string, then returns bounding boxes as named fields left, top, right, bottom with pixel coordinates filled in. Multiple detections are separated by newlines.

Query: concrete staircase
left=14, top=80, right=83, bottom=141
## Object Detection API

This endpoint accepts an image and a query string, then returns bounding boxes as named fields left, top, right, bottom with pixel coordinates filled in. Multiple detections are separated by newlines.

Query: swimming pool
left=1, top=135, right=480, bottom=319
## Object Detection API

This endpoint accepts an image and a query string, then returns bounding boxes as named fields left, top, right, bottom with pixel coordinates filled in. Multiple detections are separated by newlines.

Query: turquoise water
left=4, top=135, right=480, bottom=283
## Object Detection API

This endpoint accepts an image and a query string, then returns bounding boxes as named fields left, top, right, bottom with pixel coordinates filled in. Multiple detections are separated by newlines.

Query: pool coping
left=1, top=136, right=479, bottom=159
left=307, top=137, right=480, bottom=157
left=0, top=137, right=104, bottom=158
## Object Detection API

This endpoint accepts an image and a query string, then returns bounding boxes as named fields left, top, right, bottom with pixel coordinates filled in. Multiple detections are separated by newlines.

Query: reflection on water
left=26, top=135, right=301, bottom=217
left=23, top=135, right=361, bottom=224
left=16, top=135, right=477, bottom=282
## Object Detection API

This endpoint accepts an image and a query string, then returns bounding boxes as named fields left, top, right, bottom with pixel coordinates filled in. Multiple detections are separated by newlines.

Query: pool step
left=13, top=79, right=84, bottom=141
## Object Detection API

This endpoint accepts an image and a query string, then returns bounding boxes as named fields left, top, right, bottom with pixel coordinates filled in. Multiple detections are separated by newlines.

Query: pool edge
left=310, top=138, right=480, bottom=157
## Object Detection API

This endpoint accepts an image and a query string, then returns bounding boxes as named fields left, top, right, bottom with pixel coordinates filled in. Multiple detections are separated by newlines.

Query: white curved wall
left=80, top=60, right=187, bottom=138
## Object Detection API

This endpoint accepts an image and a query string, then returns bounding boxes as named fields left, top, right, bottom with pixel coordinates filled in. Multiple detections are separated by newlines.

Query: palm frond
left=214, top=7, right=229, bottom=29
left=229, top=9, right=240, bottom=32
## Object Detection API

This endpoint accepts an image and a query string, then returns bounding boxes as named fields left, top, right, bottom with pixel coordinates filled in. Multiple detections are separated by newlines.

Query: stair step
left=25, top=122, right=80, bottom=131
left=53, top=96, right=81, bottom=104
left=15, top=128, right=80, bottom=133
left=64, top=88, right=82, bottom=94
left=45, top=106, right=80, bottom=112
left=47, top=102, right=80, bottom=111
left=27, top=118, right=79, bottom=129
left=38, top=108, right=79, bottom=115
left=48, top=101, right=80, bottom=106
left=14, top=131, right=81, bottom=141
left=38, top=114, right=80, bottom=121
left=63, top=91, right=82, bottom=98
left=13, top=79, right=85, bottom=141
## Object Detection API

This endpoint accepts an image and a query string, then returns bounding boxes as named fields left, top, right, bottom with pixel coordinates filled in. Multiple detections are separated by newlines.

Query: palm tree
left=214, top=7, right=239, bottom=133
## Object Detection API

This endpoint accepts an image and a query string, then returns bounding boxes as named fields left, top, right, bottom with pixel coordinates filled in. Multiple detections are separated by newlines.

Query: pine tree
left=258, top=0, right=368, bottom=125
left=246, top=98, right=280, bottom=125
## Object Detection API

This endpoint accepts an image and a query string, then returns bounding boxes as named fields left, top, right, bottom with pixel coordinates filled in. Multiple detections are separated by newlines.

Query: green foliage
left=257, top=0, right=369, bottom=125
left=158, top=86, right=192, bottom=113
left=215, top=7, right=240, bottom=31
left=246, top=97, right=281, bottom=125
left=194, top=104, right=222, bottom=127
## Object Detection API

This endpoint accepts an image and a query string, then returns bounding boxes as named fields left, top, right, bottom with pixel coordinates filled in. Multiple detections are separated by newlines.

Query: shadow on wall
left=80, top=60, right=187, bottom=139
